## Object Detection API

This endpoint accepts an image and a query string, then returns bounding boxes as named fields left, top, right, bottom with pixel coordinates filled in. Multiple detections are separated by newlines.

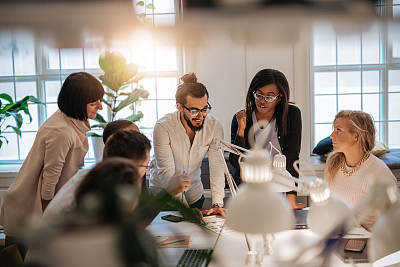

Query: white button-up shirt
left=149, top=111, right=225, bottom=206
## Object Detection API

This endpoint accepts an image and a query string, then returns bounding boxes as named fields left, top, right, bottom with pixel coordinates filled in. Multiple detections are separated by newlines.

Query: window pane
left=46, top=103, right=58, bottom=119
left=14, top=32, right=36, bottom=76
left=338, top=71, right=361, bottom=94
left=313, top=24, right=336, bottom=66
left=314, top=95, right=337, bottom=123
left=362, top=23, right=381, bottom=64
left=137, top=99, right=157, bottom=128
left=15, top=81, right=37, bottom=100
left=0, top=31, right=13, bottom=76
left=19, top=132, right=36, bottom=159
left=389, top=69, right=400, bottom=92
left=154, top=14, right=176, bottom=26
left=157, top=99, right=176, bottom=120
left=0, top=82, right=14, bottom=98
left=362, top=93, right=380, bottom=121
left=389, top=23, right=400, bottom=58
left=153, top=0, right=176, bottom=13
left=84, top=48, right=101, bottom=69
left=157, top=77, right=177, bottom=99
left=388, top=93, right=400, bottom=120
left=139, top=78, right=156, bottom=99
left=60, top=48, right=84, bottom=69
left=375, top=122, right=382, bottom=142
left=338, top=94, right=361, bottom=111
left=47, top=48, right=60, bottom=70
left=363, top=70, right=380, bottom=93
left=44, top=80, right=62, bottom=103
left=393, top=5, right=400, bottom=19
left=314, top=72, right=336, bottom=94
left=155, top=44, right=177, bottom=71
left=314, top=124, right=333, bottom=148
left=337, top=33, right=361, bottom=65
left=130, top=32, right=155, bottom=72
left=20, top=104, right=39, bottom=131
left=0, top=133, right=18, bottom=160
left=388, top=122, right=400, bottom=148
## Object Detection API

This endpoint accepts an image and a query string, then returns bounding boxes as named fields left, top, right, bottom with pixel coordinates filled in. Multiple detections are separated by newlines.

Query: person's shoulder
left=288, top=104, right=301, bottom=113
left=156, top=111, right=178, bottom=126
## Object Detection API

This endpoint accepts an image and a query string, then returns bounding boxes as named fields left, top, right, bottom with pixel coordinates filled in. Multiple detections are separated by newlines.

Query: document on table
left=202, top=216, right=236, bottom=235
left=344, top=226, right=372, bottom=239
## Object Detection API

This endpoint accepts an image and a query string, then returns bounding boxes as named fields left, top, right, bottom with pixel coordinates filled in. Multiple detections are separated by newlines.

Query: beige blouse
left=0, top=110, right=90, bottom=237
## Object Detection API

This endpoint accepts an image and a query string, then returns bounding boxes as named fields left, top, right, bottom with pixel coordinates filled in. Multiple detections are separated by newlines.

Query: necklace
left=340, top=152, right=370, bottom=177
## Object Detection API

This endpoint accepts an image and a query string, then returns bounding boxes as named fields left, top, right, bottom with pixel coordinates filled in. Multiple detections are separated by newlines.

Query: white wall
left=185, top=30, right=313, bottom=166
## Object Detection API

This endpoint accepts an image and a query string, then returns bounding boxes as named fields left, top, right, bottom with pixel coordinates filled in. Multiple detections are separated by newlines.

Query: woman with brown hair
left=326, top=110, right=396, bottom=231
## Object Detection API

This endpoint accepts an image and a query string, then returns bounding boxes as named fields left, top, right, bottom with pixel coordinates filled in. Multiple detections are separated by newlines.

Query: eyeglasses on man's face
left=182, top=103, right=212, bottom=116
left=253, top=92, right=280, bottom=103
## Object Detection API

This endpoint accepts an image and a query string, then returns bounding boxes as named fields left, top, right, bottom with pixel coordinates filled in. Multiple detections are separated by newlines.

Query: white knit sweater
left=327, top=154, right=397, bottom=231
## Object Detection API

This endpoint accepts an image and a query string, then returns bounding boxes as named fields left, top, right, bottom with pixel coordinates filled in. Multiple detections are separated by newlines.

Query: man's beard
left=183, top=112, right=205, bottom=132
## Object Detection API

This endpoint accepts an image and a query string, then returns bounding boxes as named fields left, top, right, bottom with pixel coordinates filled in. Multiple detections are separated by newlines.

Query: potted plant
left=0, top=93, right=43, bottom=149
left=89, top=51, right=149, bottom=161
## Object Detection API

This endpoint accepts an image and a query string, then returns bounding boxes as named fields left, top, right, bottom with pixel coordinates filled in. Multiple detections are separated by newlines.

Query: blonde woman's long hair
left=325, top=110, right=376, bottom=185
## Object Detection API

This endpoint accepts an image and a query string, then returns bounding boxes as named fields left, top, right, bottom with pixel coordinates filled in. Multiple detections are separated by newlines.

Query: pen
left=160, top=238, right=187, bottom=246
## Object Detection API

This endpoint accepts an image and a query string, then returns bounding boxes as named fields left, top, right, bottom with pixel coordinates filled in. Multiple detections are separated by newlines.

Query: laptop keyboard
left=177, top=248, right=213, bottom=267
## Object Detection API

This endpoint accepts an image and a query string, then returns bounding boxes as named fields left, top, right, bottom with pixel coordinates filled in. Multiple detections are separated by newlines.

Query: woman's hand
left=236, top=109, right=247, bottom=138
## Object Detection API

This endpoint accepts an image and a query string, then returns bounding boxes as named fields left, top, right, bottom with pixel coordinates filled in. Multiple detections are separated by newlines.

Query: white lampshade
left=225, top=145, right=294, bottom=234
left=368, top=201, right=400, bottom=262
left=225, top=182, right=294, bottom=234
left=307, top=195, right=353, bottom=237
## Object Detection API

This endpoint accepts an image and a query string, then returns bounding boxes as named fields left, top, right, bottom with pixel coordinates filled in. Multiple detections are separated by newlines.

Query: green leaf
left=100, top=71, right=120, bottom=92
left=138, top=13, right=146, bottom=19
left=6, top=125, right=21, bottom=136
left=145, top=18, right=153, bottom=25
left=99, top=51, right=126, bottom=74
left=90, top=124, right=106, bottom=129
left=87, top=132, right=102, bottom=137
left=10, top=112, right=23, bottom=129
left=92, top=113, right=107, bottom=124
left=136, top=1, right=144, bottom=6
left=115, top=89, right=149, bottom=113
left=124, top=112, right=143, bottom=122
left=27, top=96, right=44, bottom=105
left=146, top=3, right=155, bottom=9
left=104, top=92, right=115, bottom=98
left=0, top=93, right=13, bottom=104
left=119, top=63, right=139, bottom=85
left=102, top=99, right=112, bottom=110
left=1, top=103, right=15, bottom=114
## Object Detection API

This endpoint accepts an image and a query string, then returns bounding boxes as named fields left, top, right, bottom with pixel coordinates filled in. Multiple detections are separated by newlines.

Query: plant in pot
left=0, top=93, right=43, bottom=149
left=89, top=51, right=149, bottom=161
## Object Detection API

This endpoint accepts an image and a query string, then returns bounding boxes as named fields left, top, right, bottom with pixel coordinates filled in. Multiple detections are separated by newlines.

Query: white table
left=148, top=212, right=376, bottom=267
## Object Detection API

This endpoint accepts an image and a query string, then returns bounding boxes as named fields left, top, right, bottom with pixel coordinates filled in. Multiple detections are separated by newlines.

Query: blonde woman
left=326, top=110, right=396, bottom=231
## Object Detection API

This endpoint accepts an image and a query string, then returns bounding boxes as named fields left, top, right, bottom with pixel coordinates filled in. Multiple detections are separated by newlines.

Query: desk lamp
left=352, top=180, right=400, bottom=262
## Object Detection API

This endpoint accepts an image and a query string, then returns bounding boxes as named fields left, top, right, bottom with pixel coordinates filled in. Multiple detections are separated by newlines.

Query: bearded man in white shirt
left=150, top=73, right=226, bottom=216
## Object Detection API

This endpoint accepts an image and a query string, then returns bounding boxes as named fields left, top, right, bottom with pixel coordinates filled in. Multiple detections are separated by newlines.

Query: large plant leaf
left=93, top=113, right=107, bottom=124
left=91, top=123, right=106, bottom=129
left=10, top=112, right=23, bottom=129
left=99, top=71, right=120, bottom=92
left=0, top=93, right=13, bottom=104
left=5, top=125, right=21, bottom=136
left=136, top=1, right=144, bottom=6
left=124, top=111, right=143, bottom=122
left=99, top=51, right=126, bottom=74
left=119, top=63, right=139, bottom=85
left=104, top=92, right=115, bottom=98
left=114, top=89, right=149, bottom=113
left=0, top=103, right=14, bottom=114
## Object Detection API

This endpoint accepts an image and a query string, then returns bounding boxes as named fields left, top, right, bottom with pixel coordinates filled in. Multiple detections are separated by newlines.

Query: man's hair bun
left=180, top=73, right=197, bottom=84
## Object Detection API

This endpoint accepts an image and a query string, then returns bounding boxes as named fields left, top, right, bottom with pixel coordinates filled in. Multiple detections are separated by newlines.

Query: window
left=311, top=0, right=400, bottom=152
left=0, top=0, right=182, bottom=163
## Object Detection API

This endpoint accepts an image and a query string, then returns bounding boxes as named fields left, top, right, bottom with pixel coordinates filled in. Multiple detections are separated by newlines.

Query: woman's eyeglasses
left=253, top=92, right=280, bottom=103
left=182, top=103, right=212, bottom=116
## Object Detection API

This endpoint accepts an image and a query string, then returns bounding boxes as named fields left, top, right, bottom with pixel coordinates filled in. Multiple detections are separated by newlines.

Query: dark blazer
left=229, top=105, right=302, bottom=185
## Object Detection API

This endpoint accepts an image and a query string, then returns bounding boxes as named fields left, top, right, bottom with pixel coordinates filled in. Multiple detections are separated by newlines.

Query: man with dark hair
left=150, top=73, right=226, bottom=216
left=102, top=119, right=139, bottom=144
left=42, top=126, right=189, bottom=226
